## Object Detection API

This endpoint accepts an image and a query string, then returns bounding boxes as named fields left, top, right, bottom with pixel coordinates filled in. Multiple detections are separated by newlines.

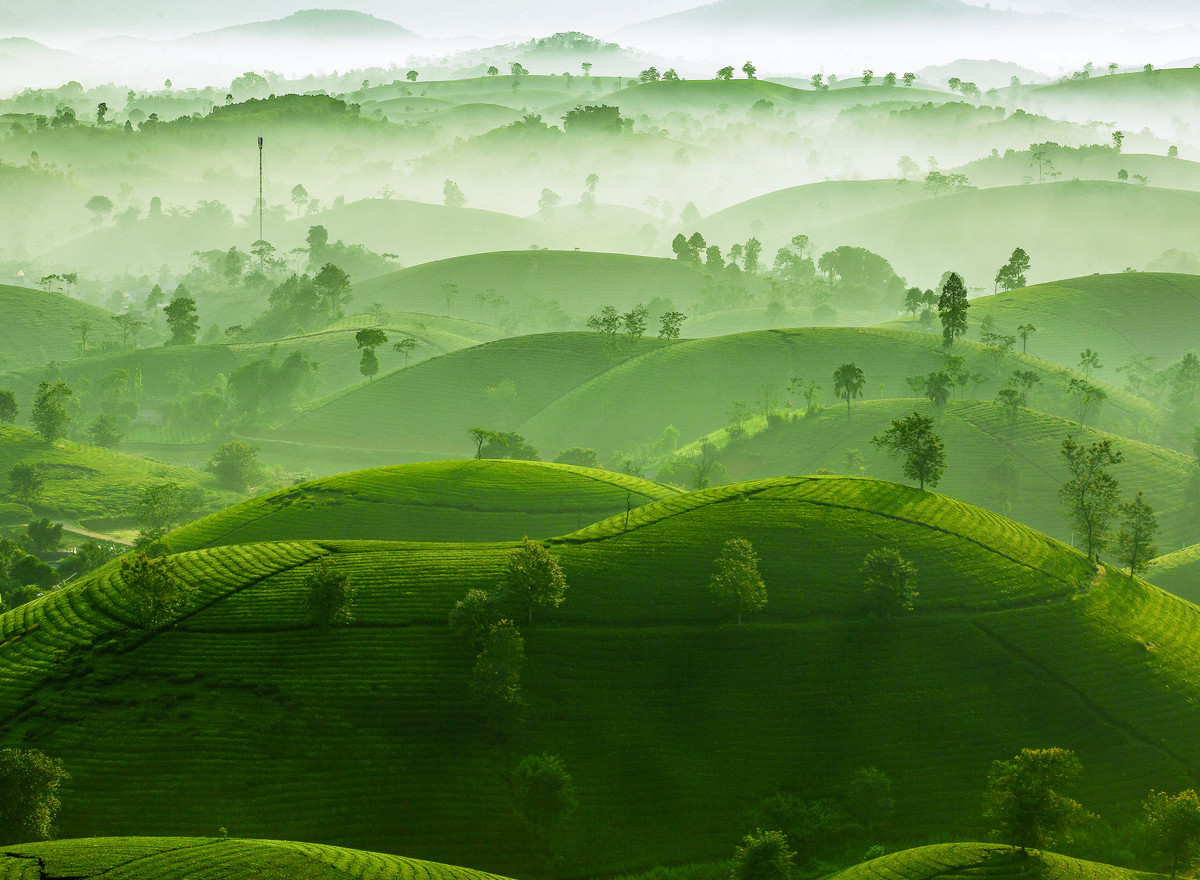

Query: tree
left=983, top=747, right=1084, bottom=853
left=1113, top=130, right=1125, bottom=152
left=861, top=69, right=874, bottom=86
left=847, top=767, right=895, bottom=836
left=538, top=188, right=561, bottom=209
left=744, top=237, right=763, bottom=274
left=938, top=273, right=969, bottom=350
left=659, top=311, right=686, bottom=340
left=1059, top=435, right=1123, bottom=560
left=731, top=828, right=796, bottom=880
left=0, top=390, right=16, bottom=423
left=1017, top=323, right=1036, bottom=354
left=304, top=557, right=356, bottom=629
left=471, top=619, right=525, bottom=711
left=87, top=414, right=124, bottom=448
left=30, top=381, right=72, bottom=444
left=1115, top=490, right=1158, bottom=580
left=833, top=363, right=866, bottom=421
left=406, top=69, right=418, bottom=82
left=1143, top=789, right=1200, bottom=879
left=872, top=412, right=945, bottom=491
left=503, top=537, right=567, bottom=624
left=707, top=538, right=766, bottom=626
left=923, top=370, right=953, bottom=420
left=622, top=304, right=649, bottom=342
left=884, top=71, right=897, bottom=87
left=511, top=753, right=578, bottom=849
left=112, top=312, right=147, bottom=349
left=580, top=62, right=592, bottom=76
left=290, top=183, right=309, bottom=218
left=206, top=440, right=263, bottom=493
left=443, top=179, right=467, bottom=208
left=450, top=588, right=498, bottom=651
left=314, top=263, right=352, bottom=320
left=861, top=549, right=918, bottom=620
left=164, top=296, right=199, bottom=345
left=0, top=748, right=69, bottom=843
left=7, top=463, right=43, bottom=505
left=510, top=62, right=529, bottom=76
left=995, top=248, right=1031, bottom=292
left=554, top=447, right=601, bottom=469
left=393, top=336, right=419, bottom=366
left=25, top=517, right=64, bottom=553
left=903, top=72, right=917, bottom=87
left=639, top=66, right=660, bottom=82
left=742, top=61, right=757, bottom=79
left=120, top=552, right=191, bottom=629
left=717, top=66, right=735, bottom=80
left=135, top=482, right=198, bottom=549
left=85, top=194, right=114, bottom=226
left=1067, top=378, right=1106, bottom=427
left=1077, top=348, right=1102, bottom=380
left=355, top=328, right=388, bottom=382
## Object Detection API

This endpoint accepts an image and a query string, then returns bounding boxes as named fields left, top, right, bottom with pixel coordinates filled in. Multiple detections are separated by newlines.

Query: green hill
left=352, top=250, right=709, bottom=321
left=829, top=843, right=1159, bottom=880
left=955, top=273, right=1200, bottom=383
left=0, top=424, right=234, bottom=531
left=1144, top=543, right=1200, bottom=604
left=268, top=328, right=1157, bottom=470
left=0, top=838, right=513, bottom=880
left=167, top=459, right=680, bottom=551
left=0, top=284, right=119, bottom=371
left=2, top=478, right=1199, bottom=874
left=668, top=397, right=1196, bottom=550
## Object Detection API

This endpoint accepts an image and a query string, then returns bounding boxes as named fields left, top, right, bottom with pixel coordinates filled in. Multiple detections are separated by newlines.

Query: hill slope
left=1, top=479, right=1199, bottom=875
left=829, top=843, right=1159, bottom=880
left=167, top=460, right=680, bottom=551
left=0, top=838, right=512, bottom=880
left=1145, top=543, right=1200, bottom=604
left=0, top=285, right=119, bottom=371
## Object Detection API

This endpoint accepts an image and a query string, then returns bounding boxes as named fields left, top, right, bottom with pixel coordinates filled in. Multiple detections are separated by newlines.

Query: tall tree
left=1017, top=323, right=1037, bottom=354
left=511, top=753, right=578, bottom=852
left=1059, top=436, right=1123, bottom=560
left=0, top=390, right=16, bottom=423
left=861, top=549, right=918, bottom=620
left=707, top=538, right=766, bottom=626
left=1143, top=789, right=1200, bottom=879
left=304, top=558, right=356, bottom=629
left=938, top=272, right=969, bottom=350
left=1115, top=490, right=1158, bottom=580
left=355, top=328, right=388, bottom=382
left=120, top=552, right=191, bottom=629
left=30, top=381, right=72, bottom=444
left=983, top=747, right=1084, bottom=854
left=923, top=370, right=953, bottom=420
left=7, top=463, right=43, bottom=505
left=833, top=363, right=866, bottom=421
left=502, top=538, right=567, bottom=624
left=163, top=296, right=199, bottom=345
left=0, top=748, right=69, bottom=843
left=872, top=412, right=946, bottom=490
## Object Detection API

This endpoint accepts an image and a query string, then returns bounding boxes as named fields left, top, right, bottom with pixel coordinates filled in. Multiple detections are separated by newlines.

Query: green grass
left=667, top=397, right=1196, bottom=551
left=167, top=459, right=680, bottom=551
left=828, top=844, right=1161, bottom=880
left=352, top=250, right=709, bottom=320
left=1, top=478, right=1199, bottom=875
left=0, top=284, right=120, bottom=371
left=0, top=837, right=516, bottom=880
left=1144, top=544, right=1200, bottom=604
left=0, top=424, right=235, bottom=530
left=952, top=273, right=1200, bottom=383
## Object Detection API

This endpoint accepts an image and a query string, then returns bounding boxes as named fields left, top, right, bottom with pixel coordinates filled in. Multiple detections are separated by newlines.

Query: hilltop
left=2, top=478, right=1199, bottom=873
left=1145, top=544, right=1200, bottom=604
left=828, top=843, right=1159, bottom=880
left=0, top=837, right=513, bottom=880
left=167, top=460, right=679, bottom=551
left=0, top=284, right=119, bottom=370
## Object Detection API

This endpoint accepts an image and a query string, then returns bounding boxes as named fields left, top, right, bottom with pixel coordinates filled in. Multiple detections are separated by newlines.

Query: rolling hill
left=265, top=328, right=1159, bottom=470
left=0, top=837, right=513, bottom=880
left=664, top=397, right=1197, bottom=551
left=0, top=284, right=119, bottom=371
left=1145, top=543, right=1200, bottom=604
left=829, top=843, right=1159, bottom=880
left=167, top=459, right=680, bottom=551
left=1, top=478, right=1199, bottom=875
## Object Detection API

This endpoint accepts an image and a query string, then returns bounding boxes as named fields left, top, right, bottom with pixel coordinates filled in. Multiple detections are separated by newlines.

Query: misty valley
left=4, top=3, right=1200, bottom=880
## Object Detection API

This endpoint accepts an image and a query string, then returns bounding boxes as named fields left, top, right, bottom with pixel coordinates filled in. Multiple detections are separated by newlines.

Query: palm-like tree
left=833, top=363, right=866, bottom=421
left=924, top=370, right=953, bottom=421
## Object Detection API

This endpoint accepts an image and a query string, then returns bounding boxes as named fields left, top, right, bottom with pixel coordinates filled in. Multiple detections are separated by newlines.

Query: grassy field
left=1144, top=544, right=1200, bottom=604
left=1, top=478, right=1198, bottom=874
left=0, top=283, right=119, bottom=371
left=0, top=837, right=516, bottom=880
left=951, top=273, right=1200, bottom=383
left=0, top=424, right=234, bottom=531
left=829, top=843, right=1161, bottom=880
left=268, top=328, right=1158, bottom=469
left=669, top=397, right=1196, bottom=553
left=167, top=459, right=680, bottom=551
left=351, top=250, right=711, bottom=321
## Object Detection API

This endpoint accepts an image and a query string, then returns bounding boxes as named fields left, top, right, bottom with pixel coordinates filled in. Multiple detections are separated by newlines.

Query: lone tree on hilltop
left=833, top=363, right=866, bottom=421
left=304, top=557, right=356, bottom=629
left=861, top=548, right=918, bottom=620
left=707, top=538, right=766, bottom=626
left=511, top=753, right=578, bottom=853
left=938, top=272, right=969, bottom=350
left=1060, top=435, right=1122, bottom=560
left=983, top=747, right=1085, bottom=854
left=355, top=327, right=388, bottom=381
left=872, top=412, right=945, bottom=491
left=30, top=381, right=73, bottom=444
left=731, top=828, right=796, bottom=880
left=1143, top=789, right=1200, bottom=879
left=443, top=179, right=467, bottom=208
left=120, top=552, right=191, bottom=630
left=1115, top=490, right=1158, bottom=580
left=7, top=462, right=44, bottom=505
left=0, top=748, right=69, bottom=842
left=503, top=537, right=567, bottom=624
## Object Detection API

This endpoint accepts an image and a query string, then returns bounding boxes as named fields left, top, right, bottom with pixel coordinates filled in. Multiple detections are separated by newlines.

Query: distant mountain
left=625, top=0, right=1010, bottom=33
left=0, top=37, right=100, bottom=90
left=181, top=8, right=419, bottom=42
left=916, top=59, right=1052, bottom=89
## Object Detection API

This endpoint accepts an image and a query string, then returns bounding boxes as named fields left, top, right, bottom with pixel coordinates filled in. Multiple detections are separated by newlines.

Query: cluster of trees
left=469, top=428, right=540, bottom=461
left=585, top=304, right=686, bottom=344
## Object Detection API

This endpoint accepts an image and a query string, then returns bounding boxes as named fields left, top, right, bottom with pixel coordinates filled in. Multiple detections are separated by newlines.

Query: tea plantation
left=0, top=477, right=1198, bottom=876
left=828, top=844, right=1161, bottom=880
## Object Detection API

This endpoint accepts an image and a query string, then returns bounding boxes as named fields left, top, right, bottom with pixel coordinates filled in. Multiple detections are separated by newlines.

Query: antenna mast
left=257, top=136, right=264, bottom=270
